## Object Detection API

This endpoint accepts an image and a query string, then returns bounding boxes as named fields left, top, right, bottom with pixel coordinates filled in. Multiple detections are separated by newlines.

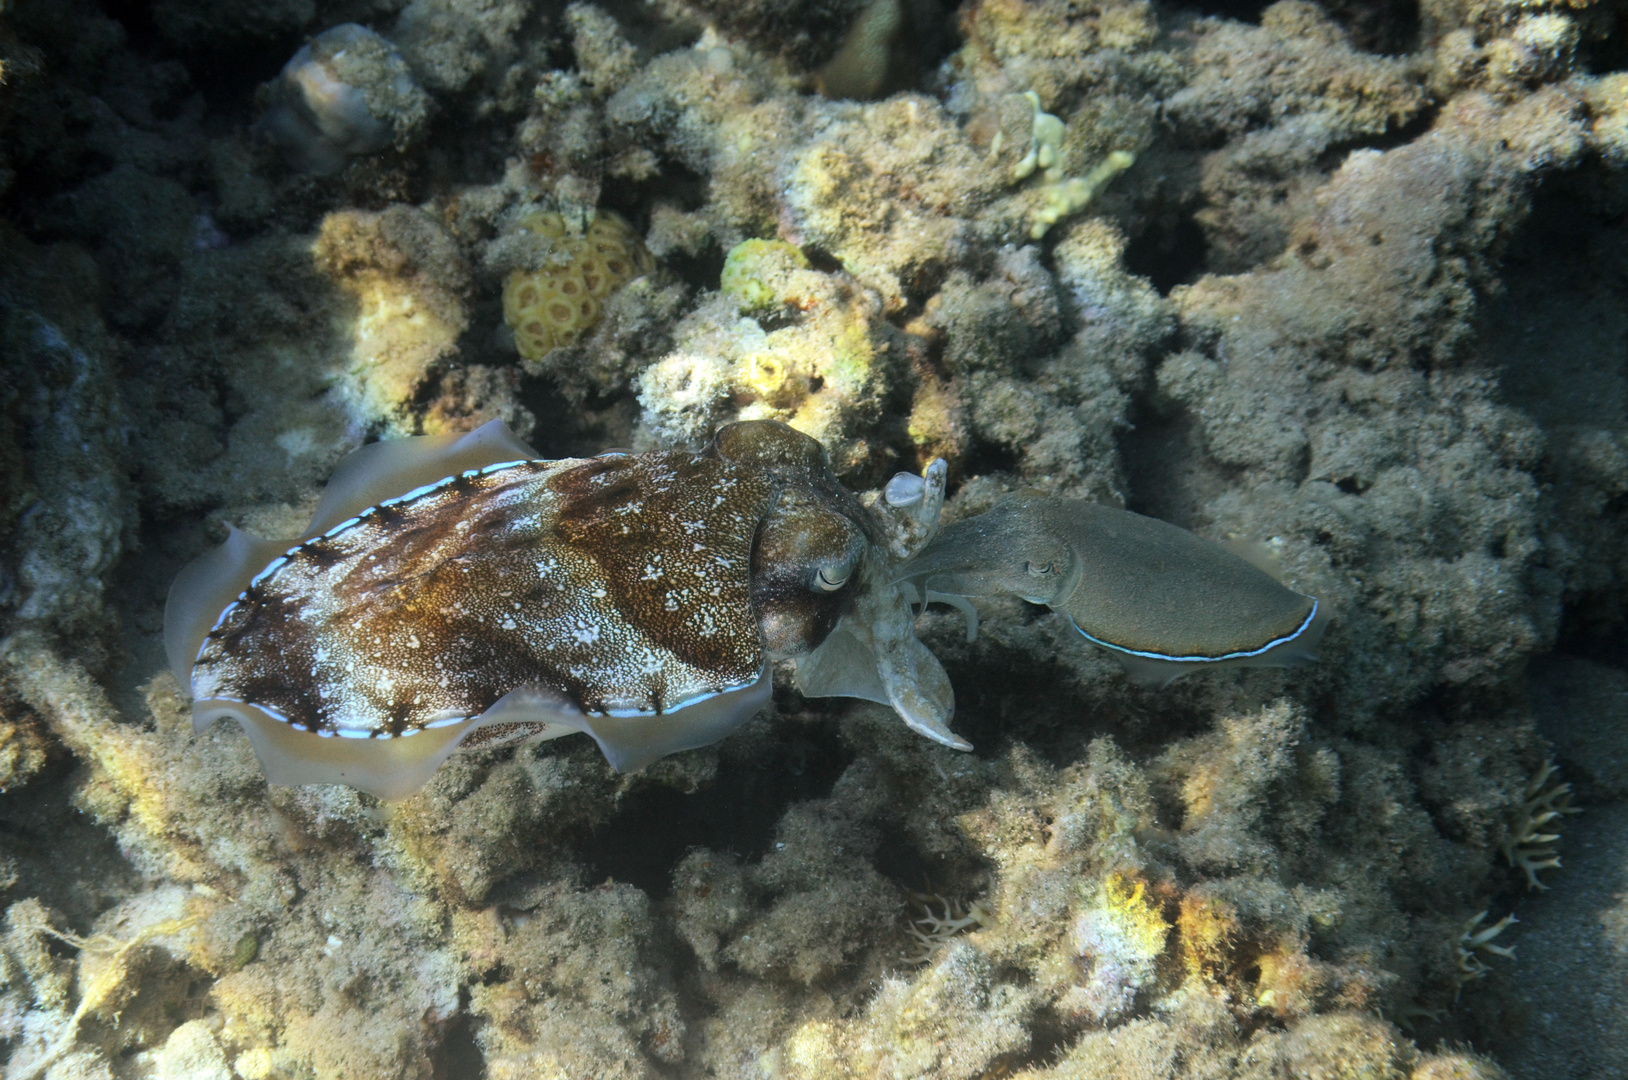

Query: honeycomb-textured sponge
left=502, top=211, right=654, bottom=359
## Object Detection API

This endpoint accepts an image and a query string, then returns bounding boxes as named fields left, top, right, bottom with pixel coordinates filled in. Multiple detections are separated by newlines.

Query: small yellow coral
left=1030, top=151, right=1136, bottom=239
left=1178, top=892, right=1240, bottom=979
left=1061, top=872, right=1170, bottom=1023
left=1091, top=873, right=1169, bottom=959
left=720, top=238, right=811, bottom=311
left=501, top=211, right=654, bottom=360
left=1006, top=90, right=1136, bottom=239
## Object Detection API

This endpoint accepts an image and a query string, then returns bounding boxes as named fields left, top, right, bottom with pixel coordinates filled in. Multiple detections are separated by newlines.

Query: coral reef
left=636, top=241, right=899, bottom=474
left=500, top=209, right=656, bottom=361
left=2, top=0, right=1628, bottom=1069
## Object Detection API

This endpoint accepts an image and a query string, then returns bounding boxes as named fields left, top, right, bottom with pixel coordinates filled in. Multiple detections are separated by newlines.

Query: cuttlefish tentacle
left=794, top=548, right=966, bottom=750
left=898, top=494, right=1327, bottom=687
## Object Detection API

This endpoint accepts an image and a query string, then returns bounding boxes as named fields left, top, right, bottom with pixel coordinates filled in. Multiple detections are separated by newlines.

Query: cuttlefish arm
left=898, top=495, right=1328, bottom=688
left=791, top=457, right=968, bottom=750
left=794, top=553, right=966, bottom=749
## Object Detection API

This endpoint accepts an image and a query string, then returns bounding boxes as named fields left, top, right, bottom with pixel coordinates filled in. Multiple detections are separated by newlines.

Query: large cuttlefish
left=167, top=420, right=1325, bottom=798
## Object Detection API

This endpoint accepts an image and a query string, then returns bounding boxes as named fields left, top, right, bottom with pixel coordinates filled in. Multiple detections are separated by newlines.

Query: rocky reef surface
left=1, top=0, right=1626, bottom=1073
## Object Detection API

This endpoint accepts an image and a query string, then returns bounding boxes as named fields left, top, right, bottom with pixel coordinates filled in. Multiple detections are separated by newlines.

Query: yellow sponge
left=502, top=211, right=654, bottom=359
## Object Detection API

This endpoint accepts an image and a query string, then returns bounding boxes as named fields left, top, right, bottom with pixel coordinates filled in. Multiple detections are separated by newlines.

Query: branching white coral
left=904, top=892, right=991, bottom=965
left=1455, top=909, right=1516, bottom=999
left=1502, top=758, right=1581, bottom=891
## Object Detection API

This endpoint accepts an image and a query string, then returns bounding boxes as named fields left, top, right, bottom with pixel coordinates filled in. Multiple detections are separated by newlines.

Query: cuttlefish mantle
left=165, top=419, right=957, bottom=797
left=898, top=495, right=1328, bottom=687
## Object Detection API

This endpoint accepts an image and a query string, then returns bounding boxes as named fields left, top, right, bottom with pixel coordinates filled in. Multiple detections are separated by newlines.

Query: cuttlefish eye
left=752, top=501, right=868, bottom=656
left=1025, top=560, right=1058, bottom=577
left=813, top=559, right=856, bottom=592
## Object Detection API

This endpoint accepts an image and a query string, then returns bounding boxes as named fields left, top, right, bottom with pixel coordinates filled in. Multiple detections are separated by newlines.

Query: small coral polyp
left=501, top=211, right=654, bottom=359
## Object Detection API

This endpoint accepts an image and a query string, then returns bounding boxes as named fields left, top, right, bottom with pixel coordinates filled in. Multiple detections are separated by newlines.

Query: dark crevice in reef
left=431, top=998, right=487, bottom=1080
left=1168, top=0, right=1420, bottom=47
left=1554, top=606, right=1628, bottom=669
left=519, top=382, right=641, bottom=459
left=1329, top=105, right=1440, bottom=160
left=906, top=0, right=965, bottom=94
left=1170, top=0, right=1274, bottom=25
left=172, top=38, right=295, bottom=116
left=1118, top=405, right=1237, bottom=528
left=1483, top=176, right=1628, bottom=665
left=1123, top=212, right=1208, bottom=296
left=95, top=0, right=160, bottom=49
left=1316, top=0, right=1421, bottom=55
left=602, top=163, right=708, bottom=224
left=604, top=162, right=725, bottom=293
left=872, top=827, right=972, bottom=895
left=667, top=238, right=728, bottom=298
left=1587, top=20, right=1628, bottom=74
left=575, top=713, right=854, bottom=900
left=960, top=439, right=1024, bottom=480
left=0, top=757, right=144, bottom=935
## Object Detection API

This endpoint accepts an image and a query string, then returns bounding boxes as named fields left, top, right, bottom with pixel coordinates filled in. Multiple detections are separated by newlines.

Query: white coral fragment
left=1455, top=909, right=1517, bottom=997
left=905, top=892, right=990, bottom=964
left=1012, top=91, right=1066, bottom=183
left=1502, top=758, right=1581, bottom=891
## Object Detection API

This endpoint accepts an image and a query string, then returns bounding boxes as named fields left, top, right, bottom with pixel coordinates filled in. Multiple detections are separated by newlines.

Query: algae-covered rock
left=3, top=0, right=1628, bottom=1070
left=312, top=204, right=472, bottom=435
left=0, top=228, right=133, bottom=647
left=635, top=256, right=901, bottom=476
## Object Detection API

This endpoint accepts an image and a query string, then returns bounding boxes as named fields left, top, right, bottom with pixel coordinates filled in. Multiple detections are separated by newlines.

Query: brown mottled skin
left=192, top=423, right=881, bottom=739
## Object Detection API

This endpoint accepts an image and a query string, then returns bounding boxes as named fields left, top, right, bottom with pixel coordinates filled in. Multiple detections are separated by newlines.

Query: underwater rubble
left=2, top=0, right=1627, bottom=1073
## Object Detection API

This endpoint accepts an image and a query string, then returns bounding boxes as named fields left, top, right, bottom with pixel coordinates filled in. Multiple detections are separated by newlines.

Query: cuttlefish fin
left=474, top=670, right=774, bottom=774
left=304, top=418, right=540, bottom=538
left=192, top=698, right=484, bottom=800
left=166, top=419, right=544, bottom=698
left=1070, top=597, right=1329, bottom=687
left=164, top=525, right=292, bottom=688
left=1045, top=500, right=1326, bottom=675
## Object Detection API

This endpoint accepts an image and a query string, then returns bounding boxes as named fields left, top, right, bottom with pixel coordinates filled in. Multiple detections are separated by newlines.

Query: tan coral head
left=501, top=211, right=654, bottom=359
left=898, top=495, right=1328, bottom=687
left=164, top=420, right=956, bottom=798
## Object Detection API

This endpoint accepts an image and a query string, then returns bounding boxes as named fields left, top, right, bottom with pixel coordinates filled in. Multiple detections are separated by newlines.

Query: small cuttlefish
left=166, top=421, right=1325, bottom=798
left=896, top=494, right=1327, bottom=687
